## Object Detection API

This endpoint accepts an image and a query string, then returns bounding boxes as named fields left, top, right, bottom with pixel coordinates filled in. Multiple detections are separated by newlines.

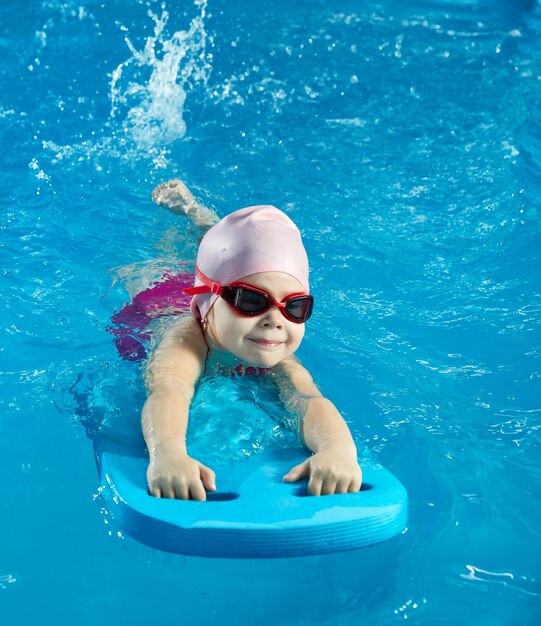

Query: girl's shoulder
left=148, top=315, right=208, bottom=368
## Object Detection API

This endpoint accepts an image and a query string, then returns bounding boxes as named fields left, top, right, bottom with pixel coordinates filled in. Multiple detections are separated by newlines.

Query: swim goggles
left=183, top=267, right=314, bottom=324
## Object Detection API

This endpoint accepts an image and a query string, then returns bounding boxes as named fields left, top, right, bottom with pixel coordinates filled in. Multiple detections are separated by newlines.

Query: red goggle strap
left=182, top=267, right=223, bottom=296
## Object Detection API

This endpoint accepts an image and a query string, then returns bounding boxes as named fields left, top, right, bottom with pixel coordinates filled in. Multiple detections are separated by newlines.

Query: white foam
left=110, top=1, right=212, bottom=150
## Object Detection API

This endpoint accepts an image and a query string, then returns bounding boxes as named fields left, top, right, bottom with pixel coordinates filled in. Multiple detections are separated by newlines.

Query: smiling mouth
left=247, top=338, right=284, bottom=348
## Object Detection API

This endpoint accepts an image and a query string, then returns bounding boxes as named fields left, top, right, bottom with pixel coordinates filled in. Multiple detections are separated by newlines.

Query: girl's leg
left=151, top=180, right=219, bottom=228
left=113, top=180, right=216, bottom=301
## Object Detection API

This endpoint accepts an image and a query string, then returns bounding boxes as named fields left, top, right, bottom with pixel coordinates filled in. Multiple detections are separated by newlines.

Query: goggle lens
left=284, top=295, right=314, bottom=322
left=221, top=286, right=313, bottom=323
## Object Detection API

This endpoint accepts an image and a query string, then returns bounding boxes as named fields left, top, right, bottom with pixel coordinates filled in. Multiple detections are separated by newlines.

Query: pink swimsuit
left=108, top=272, right=193, bottom=362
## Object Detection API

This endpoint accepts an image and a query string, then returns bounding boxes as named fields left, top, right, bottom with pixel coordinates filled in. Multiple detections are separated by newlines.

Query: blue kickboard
left=99, top=447, right=407, bottom=558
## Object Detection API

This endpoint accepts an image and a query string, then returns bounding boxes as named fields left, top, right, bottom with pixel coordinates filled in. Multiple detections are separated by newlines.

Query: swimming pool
left=1, top=0, right=540, bottom=623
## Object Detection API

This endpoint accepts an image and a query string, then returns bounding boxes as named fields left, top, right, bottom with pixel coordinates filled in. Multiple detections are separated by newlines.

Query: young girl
left=142, top=181, right=362, bottom=500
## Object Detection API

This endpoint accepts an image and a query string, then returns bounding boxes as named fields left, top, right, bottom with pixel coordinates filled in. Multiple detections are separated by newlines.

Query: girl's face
left=205, top=271, right=307, bottom=367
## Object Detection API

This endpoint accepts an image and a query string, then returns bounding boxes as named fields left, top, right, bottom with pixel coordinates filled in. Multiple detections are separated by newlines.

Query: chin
left=260, top=356, right=283, bottom=368
left=245, top=351, right=286, bottom=368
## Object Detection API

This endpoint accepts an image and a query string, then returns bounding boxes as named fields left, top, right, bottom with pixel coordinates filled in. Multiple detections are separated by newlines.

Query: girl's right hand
left=147, top=447, right=216, bottom=501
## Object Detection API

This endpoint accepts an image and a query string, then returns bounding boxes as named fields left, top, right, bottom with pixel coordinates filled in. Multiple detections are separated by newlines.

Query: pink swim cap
left=190, top=205, right=309, bottom=320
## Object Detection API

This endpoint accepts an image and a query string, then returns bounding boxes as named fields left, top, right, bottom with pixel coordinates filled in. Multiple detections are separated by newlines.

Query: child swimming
left=142, top=181, right=362, bottom=500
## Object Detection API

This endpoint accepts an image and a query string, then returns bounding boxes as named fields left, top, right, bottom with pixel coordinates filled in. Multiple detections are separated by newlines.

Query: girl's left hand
left=282, top=449, right=362, bottom=495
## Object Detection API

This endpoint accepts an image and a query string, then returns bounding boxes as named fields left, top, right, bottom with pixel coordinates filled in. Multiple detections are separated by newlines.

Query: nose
left=259, top=305, right=284, bottom=328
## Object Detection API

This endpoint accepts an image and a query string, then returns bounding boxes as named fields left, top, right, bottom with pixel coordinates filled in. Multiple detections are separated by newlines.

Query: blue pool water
left=1, top=0, right=540, bottom=624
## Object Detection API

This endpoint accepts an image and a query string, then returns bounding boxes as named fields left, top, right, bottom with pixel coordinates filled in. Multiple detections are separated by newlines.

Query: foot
left=151, top=180, right=219, bottom=228
left=151, top=180, right=196, bottom=213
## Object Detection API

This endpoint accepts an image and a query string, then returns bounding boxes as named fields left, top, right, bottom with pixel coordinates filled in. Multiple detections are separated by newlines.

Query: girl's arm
left=142, top=315, right=216, bottom=500
left=273, top=356, right=362, bottom=495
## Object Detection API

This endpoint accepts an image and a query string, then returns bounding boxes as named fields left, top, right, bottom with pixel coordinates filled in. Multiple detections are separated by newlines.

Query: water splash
left=110, top=1, right=212, bottom=149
